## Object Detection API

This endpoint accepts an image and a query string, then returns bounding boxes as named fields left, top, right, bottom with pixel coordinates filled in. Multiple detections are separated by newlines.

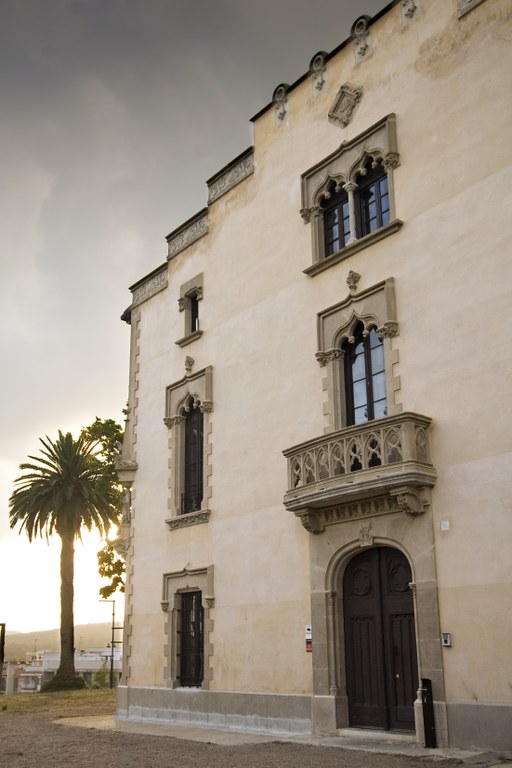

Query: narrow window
left=178, top=591, right=204, bottom=687
left=322, top=182, right=351, bottom=256
left=189, top=292, right=199, bottom=333
left=357, top=160, right=390, bottom=237
left=343, top=323, right=387, bottom=425
left=182, top=401, right=203, bottom=513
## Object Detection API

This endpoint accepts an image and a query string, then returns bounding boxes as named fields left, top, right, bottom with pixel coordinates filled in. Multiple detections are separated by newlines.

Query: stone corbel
left=310, top=51, right=327, bottom=91
left=273, top=84, right=289, bottom=122
left=315, top=349, right=343, bottom=367
left=402, top=0, right=418, bottom=19
left=377, top=321, right=399, bottom=340
left=294, top=508, right=324, bottom=534
left=160, top=600, right=169, bottom=612
left=351, top=16, right=372, bottom=59
left=300, top=205, right=322, bottom=223
left=389, top=486, right=428, bottom=516
left=163, top=415, right=185, bottom=429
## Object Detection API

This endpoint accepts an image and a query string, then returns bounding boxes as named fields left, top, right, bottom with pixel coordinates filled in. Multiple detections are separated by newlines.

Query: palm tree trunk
left=57, top=529, right=76, bottom=680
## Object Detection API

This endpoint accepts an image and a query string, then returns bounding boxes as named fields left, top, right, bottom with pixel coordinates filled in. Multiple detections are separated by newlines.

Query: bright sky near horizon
left=0, top=0, right=388, bottom=633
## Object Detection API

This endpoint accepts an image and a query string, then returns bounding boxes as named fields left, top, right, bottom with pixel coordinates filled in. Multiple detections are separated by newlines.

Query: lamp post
left=98, top=600, right=119, bottom=688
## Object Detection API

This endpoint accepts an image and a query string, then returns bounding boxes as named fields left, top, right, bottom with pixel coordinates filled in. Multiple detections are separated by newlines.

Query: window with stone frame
left=177, top=590, right=204, bottom=687
left=161, top=565, right=214, bottom=690
left=301, top=114, right=402, bottom=276
left=316, top=276, right=401, bottom=432
left=176, top=273, right=203, bottom=347
left=164, top=364, right=213, bottom=529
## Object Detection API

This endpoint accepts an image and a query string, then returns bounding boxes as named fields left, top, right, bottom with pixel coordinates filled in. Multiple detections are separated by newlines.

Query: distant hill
left=4, top=623, right=112, bottom=661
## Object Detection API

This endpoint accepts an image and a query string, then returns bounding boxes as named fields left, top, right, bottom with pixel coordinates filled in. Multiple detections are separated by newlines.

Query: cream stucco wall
left=118, top=0, right=512, bottom=750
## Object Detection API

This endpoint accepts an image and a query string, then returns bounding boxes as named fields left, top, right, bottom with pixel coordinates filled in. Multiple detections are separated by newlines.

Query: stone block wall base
left=117, top=685, right=312, bottom=735
left=446, top=702, right=512, bottom=753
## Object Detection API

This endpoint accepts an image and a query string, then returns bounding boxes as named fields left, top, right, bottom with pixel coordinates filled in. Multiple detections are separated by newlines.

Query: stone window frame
left=163, top=366, right=213, bottom=529
left=176, top=273, right=204, bottom=347
left=161, top=564, right=214, bottom=690
left=300, top=114, right=402, bottom=277
left=316, top=277, right=401, bottom=432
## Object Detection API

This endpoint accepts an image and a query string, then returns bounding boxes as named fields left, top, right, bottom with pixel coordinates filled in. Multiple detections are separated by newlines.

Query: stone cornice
left=130, top=266, right=168, bottom=309
left=207, top=148, right=254, bottom=204
left=166, top=209, right=208, bottom=261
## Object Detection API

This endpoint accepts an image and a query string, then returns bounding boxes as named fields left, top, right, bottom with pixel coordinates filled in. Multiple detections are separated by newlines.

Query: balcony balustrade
left=283, top=412, right=436, bottom=531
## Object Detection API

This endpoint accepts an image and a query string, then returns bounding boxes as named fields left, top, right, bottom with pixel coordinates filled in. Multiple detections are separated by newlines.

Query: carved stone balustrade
left=283, top=412, right=436, bottom=533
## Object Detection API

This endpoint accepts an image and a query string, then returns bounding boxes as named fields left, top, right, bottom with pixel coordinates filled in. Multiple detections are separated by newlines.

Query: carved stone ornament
left=207, top=149, right=254, bottom=204
left=273, top=84, right=289, bottom=122
left=205, top=596, right=215, bottom=608
left=115, top=458, right=138, bottom=472
left=347, top=270, right=361, bottom=292
left=351, top=16, right=371, bottom=58
left=132, top=268, right=168, bottom=309
left=359, top=522, right=374, bottom=547
left=160, top=600, right=169, bottom=612
left=113, top=535, right=130, bottom=558
left=315, top=348, right=343, bottom=367
left=185, top=356, right=194, bottom=375
left=389, top=486, right=428, bottom=516
left=377, top=321, right=399, bottom=340
left=177, top=297, right=185, bottom=311
left=309, top=51, right=327, bottom=91
left=383, top=152, right=400, bottom=172
left=300, top=205, right=321, bottom=224
left=163, top=415, right=185, bottom=429
left=200, top=399, right=213, bottom=413
left=165, top=510, right=211, bottom=530
left=167, top=210, right=208, bottom=261
left=328, top=83, right=363, bottom=128
left=402, top=0, right=418, bottom=19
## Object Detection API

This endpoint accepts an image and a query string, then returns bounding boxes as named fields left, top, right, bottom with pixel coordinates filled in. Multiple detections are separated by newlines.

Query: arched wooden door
left=342, top=546, right=418, bottom=731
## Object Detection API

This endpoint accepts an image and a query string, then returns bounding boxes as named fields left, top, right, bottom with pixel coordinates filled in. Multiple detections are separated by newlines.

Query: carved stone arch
left=164, top=366, right=213, bottom=526
left=325, top=536, right=415, bottom=594
left=317, top=278, right=400, bottom=430
left=300, top=114, right=400, bottom=268
left=333, top=311, right=380, bottom=349
left=348, top=147, right=385, bottom=185
left=178, top=391, right=202, bottom=414
left=314, top=174, right=349, bottom=207
left=309, top=521, right=446, bottom=739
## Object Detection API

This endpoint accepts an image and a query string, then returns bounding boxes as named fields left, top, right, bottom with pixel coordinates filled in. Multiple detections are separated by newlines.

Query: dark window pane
left=353, top=380, right=368, bottom=409
left=343, top=323, right=387, bottom=425
left=323, top=183, right=349, bottom=256
left=183, top=404, right=203, bottom=513
left=357, top=164, right=389, bottom=237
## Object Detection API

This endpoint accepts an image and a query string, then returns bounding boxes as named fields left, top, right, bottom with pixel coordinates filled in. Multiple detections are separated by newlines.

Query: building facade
left=116, top=0, right=512, bottom=751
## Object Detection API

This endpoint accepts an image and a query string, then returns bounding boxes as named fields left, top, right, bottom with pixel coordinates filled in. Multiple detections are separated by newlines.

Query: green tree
left=80, top=418, right=126, bottom=599
left=9, top=431, right=119, bottom=691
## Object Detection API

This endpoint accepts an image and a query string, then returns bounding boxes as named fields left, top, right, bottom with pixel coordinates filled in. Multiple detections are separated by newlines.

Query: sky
left=0, top=0, right=389, bottom=634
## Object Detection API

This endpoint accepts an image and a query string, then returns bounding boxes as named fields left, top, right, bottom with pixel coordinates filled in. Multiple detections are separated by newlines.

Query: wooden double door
left=342, top=546, right=418, bottom=731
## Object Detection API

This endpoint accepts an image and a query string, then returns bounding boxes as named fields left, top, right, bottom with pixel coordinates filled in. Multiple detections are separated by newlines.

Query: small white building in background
left=116, top=0, right=512, bottom=752
left=1, top=648, right=122, bottom=692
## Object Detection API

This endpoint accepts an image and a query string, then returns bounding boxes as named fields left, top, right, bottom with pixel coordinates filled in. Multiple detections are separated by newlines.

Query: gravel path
left=0, top=713, right=465, bottom=768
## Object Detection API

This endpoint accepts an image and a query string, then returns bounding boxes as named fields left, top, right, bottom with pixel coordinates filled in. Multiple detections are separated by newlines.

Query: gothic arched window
left=343, top=323, right=387, bottom=426
left=182, top=399, right=204, bottom=513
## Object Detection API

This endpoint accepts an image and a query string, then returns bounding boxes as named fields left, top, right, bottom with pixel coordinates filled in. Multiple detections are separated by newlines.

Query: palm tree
left=9, top=431, right=119, bottom=690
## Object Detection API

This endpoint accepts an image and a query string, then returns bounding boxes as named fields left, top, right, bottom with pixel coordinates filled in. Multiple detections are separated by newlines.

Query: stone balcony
left=283, top=412, right=436, bottom=533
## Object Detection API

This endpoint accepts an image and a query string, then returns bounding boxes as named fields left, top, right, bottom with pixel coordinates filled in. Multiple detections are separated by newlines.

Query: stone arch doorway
left=341, top=546, right=418, bottom=731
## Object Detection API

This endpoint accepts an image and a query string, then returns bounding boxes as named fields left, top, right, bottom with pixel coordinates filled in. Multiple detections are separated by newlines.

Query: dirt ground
left=0, top=709, right=465, bottom=768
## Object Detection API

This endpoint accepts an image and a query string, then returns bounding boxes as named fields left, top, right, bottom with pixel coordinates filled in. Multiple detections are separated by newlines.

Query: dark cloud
left=0, top=0, right=388, bottom=628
